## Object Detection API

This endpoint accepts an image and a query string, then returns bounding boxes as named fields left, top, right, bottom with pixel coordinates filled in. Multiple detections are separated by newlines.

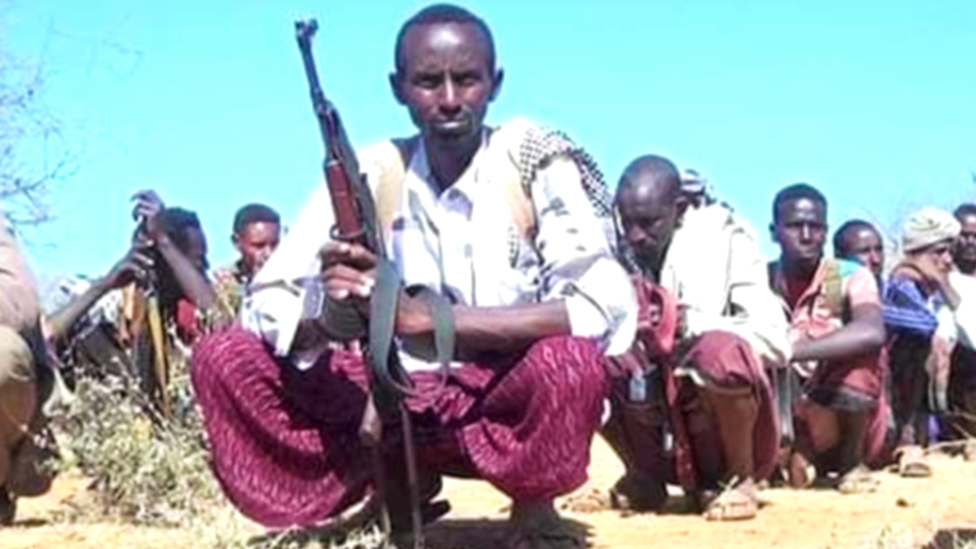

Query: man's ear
left=231, top=233, right=241, bottom=251
left=675, top=193, right=689, bottom=216
left=390, top=71, right=406, bottom=105
left=489, top=67, right=504, bottom=103
left=769, top=223, right=779, bottom=244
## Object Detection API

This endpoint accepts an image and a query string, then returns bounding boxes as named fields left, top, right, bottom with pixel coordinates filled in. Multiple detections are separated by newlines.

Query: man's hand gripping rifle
left=294, top=19, right=426, bottom=549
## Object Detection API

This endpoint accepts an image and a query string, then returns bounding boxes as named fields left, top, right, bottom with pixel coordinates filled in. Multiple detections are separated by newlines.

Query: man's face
left=773, top=197, right=827, bottom=269
left=393, top=22, right=500, bottom=148
left=233, top=221, right=280, bottom=276
left=954, top=213, right=976, bottom=268
left=617, top=182, right=681, bottom=270
left=913, top=239, right=956, bottom=277
left=840, top=227, right=884, bottom=278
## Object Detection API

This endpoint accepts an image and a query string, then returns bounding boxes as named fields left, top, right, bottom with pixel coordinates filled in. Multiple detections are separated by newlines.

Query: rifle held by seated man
left=294, top=18, right=430, bottom=549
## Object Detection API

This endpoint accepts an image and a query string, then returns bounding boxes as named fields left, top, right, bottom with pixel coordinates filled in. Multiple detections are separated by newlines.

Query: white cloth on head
left=902, top=207, right=961, bottom=253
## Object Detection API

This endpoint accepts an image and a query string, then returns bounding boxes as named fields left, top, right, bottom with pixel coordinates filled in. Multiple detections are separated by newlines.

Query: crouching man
left=606, top=155, right=789, bottom=521
left=189, top=5, right=637, bottom=548
left=0, top=207, right=59, bottom=525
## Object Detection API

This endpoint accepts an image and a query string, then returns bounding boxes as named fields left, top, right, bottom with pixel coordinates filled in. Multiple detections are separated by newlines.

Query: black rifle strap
left=367, top=258, right=455, bottom=412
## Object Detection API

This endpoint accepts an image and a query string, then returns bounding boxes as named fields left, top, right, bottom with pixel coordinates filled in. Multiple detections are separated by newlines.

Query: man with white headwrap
left=680, top=168, right=714, bottom=209
left=886, top=207, right=976, bottom=474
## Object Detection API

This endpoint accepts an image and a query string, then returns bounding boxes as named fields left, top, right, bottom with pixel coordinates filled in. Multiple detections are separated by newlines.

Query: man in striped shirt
left=834, top=219, right=936, bottom=476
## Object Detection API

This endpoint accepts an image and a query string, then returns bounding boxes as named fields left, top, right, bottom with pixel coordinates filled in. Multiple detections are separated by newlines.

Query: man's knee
left=522, top=336, right=606, bottom=386
left=0, top=325, right=37, bottom=448
left=190, top=326, right=259, bottom=389
left=0, top=326, right=34, bottom=388
left=682, top=331, right=763, bottom=391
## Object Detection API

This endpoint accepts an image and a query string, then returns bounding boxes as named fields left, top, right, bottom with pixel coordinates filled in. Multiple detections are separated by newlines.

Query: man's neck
left=423, top=130, right=484, bottom=193
left=635, top=247, right=669, bottom=285
left=637, top=262, right=661, bottom=284
left=235, top=259, right=253, bottom=284
left=780, top=255, right=820, bottom=284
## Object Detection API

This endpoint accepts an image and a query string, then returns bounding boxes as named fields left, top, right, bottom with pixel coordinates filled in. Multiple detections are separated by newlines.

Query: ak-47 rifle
left=294, top=19, right=425, bottom=549
left=142, top=267, right=171, bottom=417
left=130, top=218, right=172, bottom=419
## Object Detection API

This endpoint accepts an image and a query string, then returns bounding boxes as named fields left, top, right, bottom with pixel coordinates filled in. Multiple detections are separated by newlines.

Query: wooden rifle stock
left=294, top=19, right=425, bottom=549
left=294, top=19, right=375, bottom=251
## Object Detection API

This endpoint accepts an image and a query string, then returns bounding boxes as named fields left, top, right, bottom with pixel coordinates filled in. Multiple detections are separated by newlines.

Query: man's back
left=0, top=213, right=39, bottom=332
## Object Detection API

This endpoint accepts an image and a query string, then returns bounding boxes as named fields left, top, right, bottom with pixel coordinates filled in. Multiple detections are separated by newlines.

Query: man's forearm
left=400, top=300, right=572, bottom=360
left=46, top=279, right=112, bottom=343
left=791, top=320, right=885, bottom=362
left=157, top=237, right=216, bottom=309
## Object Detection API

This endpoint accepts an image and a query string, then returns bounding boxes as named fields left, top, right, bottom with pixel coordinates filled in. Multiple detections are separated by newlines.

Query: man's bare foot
left=701, top=478, right=759, bottom=521
left=787, top=450, right=817, bottom=489
left=963, top=439, right=976, bottom=462
left=508, top=501, right=583, bottom=549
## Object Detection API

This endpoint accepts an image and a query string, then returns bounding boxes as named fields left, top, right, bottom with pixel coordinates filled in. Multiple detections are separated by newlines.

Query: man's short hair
left=160, top=207, right=202, bottom=253
left=954, top=203, right=976, bottom=222
left=233, top=203, right=280, bottom=235
left=617, top=155, right=682, bottom=202
left=772, top=183, right=827, bottom=223
left=394, top=3, right=496, bottom=73
left=832, top=219, right=879, bottom=256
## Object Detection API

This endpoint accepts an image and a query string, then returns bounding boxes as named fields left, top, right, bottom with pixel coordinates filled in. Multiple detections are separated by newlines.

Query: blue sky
left=5, top=0, right=976, bottom=287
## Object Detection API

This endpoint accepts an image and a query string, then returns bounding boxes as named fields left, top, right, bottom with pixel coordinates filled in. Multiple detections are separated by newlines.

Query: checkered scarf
left=506, top=122, right=620, bottom=265
left=515, top=123, right=615, bottom=222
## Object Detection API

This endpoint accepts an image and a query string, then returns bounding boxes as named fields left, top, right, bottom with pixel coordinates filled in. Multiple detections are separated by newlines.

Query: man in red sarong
left=768, top=184, right=889, bottom=493
left=188, top=5, right=637, bottom=548
left=607, top=155, right=789, bottom=521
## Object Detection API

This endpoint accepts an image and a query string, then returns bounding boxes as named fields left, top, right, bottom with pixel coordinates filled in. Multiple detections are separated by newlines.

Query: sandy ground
left=4, top=438, right=976, bottom=549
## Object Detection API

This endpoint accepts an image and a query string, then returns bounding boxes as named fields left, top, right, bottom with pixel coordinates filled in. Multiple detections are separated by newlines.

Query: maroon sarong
left=796, top=351, right=892, bottom=468
left=190, top=327, right=608, bottom=529
left=667, top=331, right=780, bottom=491
left=604, top=278, right=778, bottom=492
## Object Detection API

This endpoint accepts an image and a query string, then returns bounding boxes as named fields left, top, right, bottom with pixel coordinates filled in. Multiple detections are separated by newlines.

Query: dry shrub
left=51, top=364, right=388, bottom=549
left=54, top=367, right=220, bottom=526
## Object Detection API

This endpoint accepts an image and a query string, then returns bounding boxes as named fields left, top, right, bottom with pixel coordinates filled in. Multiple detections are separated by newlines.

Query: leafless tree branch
left=0, top=36, right=79, bottom=234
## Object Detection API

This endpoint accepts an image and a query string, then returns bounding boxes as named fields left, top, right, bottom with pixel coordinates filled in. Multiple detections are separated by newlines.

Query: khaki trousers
left=0, top=325, right=36, bottom=491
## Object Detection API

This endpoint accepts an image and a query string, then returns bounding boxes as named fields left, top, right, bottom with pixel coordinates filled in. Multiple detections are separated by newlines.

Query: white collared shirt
left=659, top=203, right=791, bottom=367
left=242, top=126, right=636, bottom=371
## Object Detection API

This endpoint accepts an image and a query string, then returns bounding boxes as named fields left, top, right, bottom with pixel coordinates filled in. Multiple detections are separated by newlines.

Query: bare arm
left=46, top=280, right=112, bottom=344
left=131, top=190, right=217, bottom=311
left=155, top=235, right=217, bottom=310
left=397, top=299, right=571, bottom=360
left=47, top=246, right=156, bottom=343
left=791, top=303, right=885, bottom=362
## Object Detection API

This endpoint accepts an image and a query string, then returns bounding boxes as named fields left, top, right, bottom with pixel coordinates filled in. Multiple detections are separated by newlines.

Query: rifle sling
left=368, top=258, right=455, bottom=412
